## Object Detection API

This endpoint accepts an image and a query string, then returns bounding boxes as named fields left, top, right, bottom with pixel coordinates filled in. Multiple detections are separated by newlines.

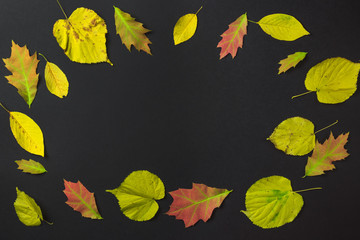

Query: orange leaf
left=278, top=51, right=307, bottom=74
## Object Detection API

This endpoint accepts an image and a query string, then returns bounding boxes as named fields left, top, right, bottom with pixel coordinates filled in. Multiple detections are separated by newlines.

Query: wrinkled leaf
left=166, top=183, right=232, bottom=227
left=295, top=57, right=360, bottom=104
left=106, top=170, right=165, bottom=221
left=305, top=132, right=349, bottom=177
left=14, top=187, right=44, bottom=226
left=15, top=159, right=47, bottom=174
left=267, top=117, right=315, bottom=156
left=257, top=14, right=309, bottom=41
left=53, top=7, right=112, bottom=65
left=173, top=6, right=202, bottom=45
left=114, top=6, right=152, bottom=55
left=2, top=41, right=39, bottom=108
left=278, top=52, right=307, bottom=74
left=63, top=179, right=103, bottom=219
left=241, top=176, right=306, bottom=228
left=217, top=13, right=248, bottom=59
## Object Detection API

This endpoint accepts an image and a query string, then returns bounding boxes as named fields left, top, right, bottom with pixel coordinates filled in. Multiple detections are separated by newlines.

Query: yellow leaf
left=14, top=187, right=44, bottom=226
left=106, top=170, right=165, bottom=221
left=257, top=13, right=309, bottom=41
left=267, top=117, right=315, bottom=156
left=39, top=54, right=69, bottom=98
left=173, top=6, right=202, bottom=45
left=302, top=57, right=360, bottom=104
left=53, top=6, right=112, bottom=65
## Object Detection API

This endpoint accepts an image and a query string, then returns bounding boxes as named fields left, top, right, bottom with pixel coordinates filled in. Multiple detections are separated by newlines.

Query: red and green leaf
left=2, top=41, right=39, bottom=107
left=217, top=13, right=248, bottom=59
left=15, top=159, right=47, bottom=174
left=166, top=183, right=232, bottom=227
left=304, top=132, right=349, bottom=177
left=63, top=179, right=103, bottom=219
left=278, top=51, right=307, bottom=74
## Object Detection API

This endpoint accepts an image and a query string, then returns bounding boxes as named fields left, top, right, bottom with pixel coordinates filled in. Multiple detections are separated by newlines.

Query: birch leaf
left=2, top=41, right=39, bottom=108
left=114, top=6, right=152, bottom=55
left=53, top=6, right=112, bottom=65
left=241, top=176, right=306, bottom=229
left=63, top=179, right=103, bottom=219
left=217, top=13, right=248, bottom=59
left=257, top=14, right=309, bottom=41
left=278, top=52, right=307, bottom=74
left=294, top=57, right=360, bottom=104
left=166, top=183, right=232, bottom=227
left=173, top=6, right=202, bottom=45
left=106, top=170, right=165, bottom=221
left=15, top=159, right=47, bottom=174
left=304, top=132, right=349, bottom=177
left=0, top=104, right=44, bottom=156
left=14, top=187, right=44, bottom=226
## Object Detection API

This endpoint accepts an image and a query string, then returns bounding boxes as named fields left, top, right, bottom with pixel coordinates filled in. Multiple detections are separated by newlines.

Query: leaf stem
left=195, top=6, right=203, bottom=15
left=314, top=120, right=338, bottom=134
left=44, top=219, right=54, bottom=225
left=0, top=102, right=10, bottom=113
left=38, top=53, right=49, bottom=62
left=291, top=90, right=314, bottom=99
left=294, top=187, right=322, bottom=193
left=248, top=19, right=258, bottom=24
left=56, top=0, right=68, bottom=19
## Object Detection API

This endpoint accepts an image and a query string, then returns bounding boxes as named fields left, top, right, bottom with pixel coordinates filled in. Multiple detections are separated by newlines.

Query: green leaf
left=15, top=159, right=47, bottom=174
left=14, top=187, right=44, bottom=226
left=106, top=170, right=165, bottom=221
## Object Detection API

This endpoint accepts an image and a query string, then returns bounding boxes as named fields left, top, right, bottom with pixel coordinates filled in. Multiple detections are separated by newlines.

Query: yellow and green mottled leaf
left=278, top=52, right=307, bottom=74
left=15, top=159, right=47, bottom=174
left=14, top=187, right=44, bottom=226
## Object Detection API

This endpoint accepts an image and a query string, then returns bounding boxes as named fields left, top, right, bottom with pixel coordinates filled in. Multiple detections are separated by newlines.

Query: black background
left=1, top=0, right=360, bottom=239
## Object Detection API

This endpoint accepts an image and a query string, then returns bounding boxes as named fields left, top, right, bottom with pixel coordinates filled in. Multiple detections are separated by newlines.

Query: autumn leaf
left=217, top=13, right=248, bottom=59
left=106, top=170, right=165, bottom=221
left=278, top=52, right=307, bottom=74
left=14, top=187, right=46, bottom=226
left=241, top=176, right=321, bottom=229
left=63, top=179, right=103, bottom=219
left=304, top=132, right=349, bottom=177
left=15, top=159, right=47, bottom=174
left=0, top=103, right=44, bottom=156
left=166, top=183, right=232, bottom=227
left=2, top=41, right=39, bottom=108
left=39, top=53, right=69, bottom=98
left=256, top=14, right=309, bottom=41
left=53, top=1, right=112, bottom=65
left=114, top=6, right=152, bottom=55
left=173, top=6, right=203, bottom=45
left=292, top=57, right=360, bottom=104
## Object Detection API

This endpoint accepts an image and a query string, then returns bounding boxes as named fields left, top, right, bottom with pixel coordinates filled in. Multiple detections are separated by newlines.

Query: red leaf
left=166, top=183, right=232, bottom=227
left=217, top=13, right=247, bottom=59
left=63, top=179, right=103, bottom=219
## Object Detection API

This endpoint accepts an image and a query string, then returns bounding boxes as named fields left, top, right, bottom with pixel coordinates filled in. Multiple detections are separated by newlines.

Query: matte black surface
left=1, top=0, right=360, bottom=239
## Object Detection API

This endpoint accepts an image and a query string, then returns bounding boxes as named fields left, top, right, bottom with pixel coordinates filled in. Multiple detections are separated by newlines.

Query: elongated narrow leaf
left=15, top=159, right=47, bottom=174
left=278, top=52, right=307, bottom=74
left=305, top=132, right=349, bottom=177
left=114, top=6, right=152, bottom=54
left=63, top=180, right=103, bottom=219
left=217, top=13, right=248, bottom=59
left=14, top=187, right=44, bottom=226
left=2, top=41, right=39, bottom=107
left=106, top=170, right=165, bottom=221
left=166, top=183, right=232, bottom=227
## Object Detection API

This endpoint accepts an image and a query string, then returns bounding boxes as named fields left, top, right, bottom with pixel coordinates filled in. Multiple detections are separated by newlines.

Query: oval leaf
left=14, top=187, right=44, bottom=226
left=173, top=7, right=202, bottom=45
left=15, top=159, right=47, bottom=174
left=106, top=170, right=165, bottom=221
left=9, top=111, right=44, bottom=157
left=53, top=7, right=112, bottom=65
left=304, top=57, right=360, bottom=104
left=267, top=116, right=315, bottom=156
left=44, top=61, right=69, bottom=98
left=258, top=14, right=309, bottom=41
left=241, top=176, right=303, bottom=229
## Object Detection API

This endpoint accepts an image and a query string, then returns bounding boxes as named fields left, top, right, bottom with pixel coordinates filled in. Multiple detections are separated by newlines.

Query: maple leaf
left=63, top=179, right=103, bottom=219
left=304, top=132, right=349, bottom=177
left=217, top=13, right=248, bottom=59
left=278, top=52, right=307, bottom=74
left=166, top=183, right=232, bottom=227
left=114, top=6, right=152, bottom=55
left=2, top=41, right=39, bottom=108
